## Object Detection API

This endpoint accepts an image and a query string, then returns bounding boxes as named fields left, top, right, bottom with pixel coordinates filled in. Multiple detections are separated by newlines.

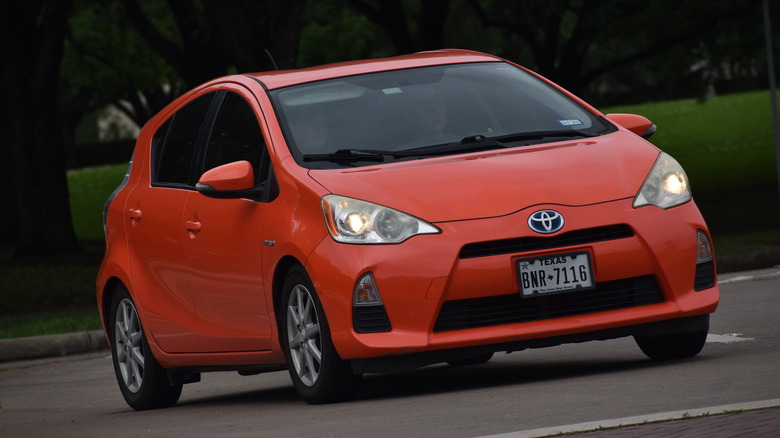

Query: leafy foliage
left=1, top=0, right=776, bottom=258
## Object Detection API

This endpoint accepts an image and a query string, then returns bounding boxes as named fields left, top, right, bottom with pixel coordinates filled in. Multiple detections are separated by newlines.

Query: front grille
left=694, top=260, right=716, bottom=291
left=353, top=306, right=392, bottom=333
left=434, top=275, right=663, bottom=332
left=458, top=224, right=634, bottom=259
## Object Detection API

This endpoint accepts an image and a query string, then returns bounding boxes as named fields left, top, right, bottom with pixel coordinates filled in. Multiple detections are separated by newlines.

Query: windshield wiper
left=395, top=136, right=509, bottom=157
left=302, top=149, right=386, bottom=163
left=491, top=129, right=597, bottom=143
left=303, top=130, right=598, bottom=163
left=393, top=130, right=598, bottom=158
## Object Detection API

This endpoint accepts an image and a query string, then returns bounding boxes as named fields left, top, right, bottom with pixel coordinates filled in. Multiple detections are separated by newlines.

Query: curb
left=476, top=399, right=780, bottom=438
left=0, top=330, right=108, bottom=363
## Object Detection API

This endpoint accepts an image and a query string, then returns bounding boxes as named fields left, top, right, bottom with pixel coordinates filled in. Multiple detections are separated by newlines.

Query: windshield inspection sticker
left=557, top=118, right=583, bottom=126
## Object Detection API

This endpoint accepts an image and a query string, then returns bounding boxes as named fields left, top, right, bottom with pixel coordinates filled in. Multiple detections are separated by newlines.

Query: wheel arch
left=100, top=276, right=127, bottom=340
left=272, top=256, right=305, bottom=328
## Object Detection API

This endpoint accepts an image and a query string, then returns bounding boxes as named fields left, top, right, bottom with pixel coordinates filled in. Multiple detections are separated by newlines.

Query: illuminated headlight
left=321, top=195, right=440, bottom=244
left=633, top=152, right=692, bottom=209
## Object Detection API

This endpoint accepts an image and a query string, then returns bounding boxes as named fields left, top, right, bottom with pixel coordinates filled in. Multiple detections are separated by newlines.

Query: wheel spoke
left=286, top=283, right=323, bottom=387
left=114, top=298, right=145, bottom=393
left=305, top=322, right=320, bottom=339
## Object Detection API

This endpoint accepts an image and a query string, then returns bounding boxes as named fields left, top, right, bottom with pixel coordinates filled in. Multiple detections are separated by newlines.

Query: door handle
left=184, top=219, right=202, bottom=233
left=128, top=208, right=142, bottom=221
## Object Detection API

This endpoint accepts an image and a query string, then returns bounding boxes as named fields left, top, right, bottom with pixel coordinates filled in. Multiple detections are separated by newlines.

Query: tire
left=280, top=266, right=360, bottom=404
left=634, top=330, right=708, bottom=361
left=447, top=352, right=494, bottom=367
left=109, top=286, right=182, bottom=410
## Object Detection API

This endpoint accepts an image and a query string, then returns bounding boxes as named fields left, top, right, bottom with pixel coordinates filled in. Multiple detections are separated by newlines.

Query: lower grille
left=694, top=260, right=716, bottom=291
left=434, top=275, right=664, bottom=332
left=353, top=306, right=392, bottom=333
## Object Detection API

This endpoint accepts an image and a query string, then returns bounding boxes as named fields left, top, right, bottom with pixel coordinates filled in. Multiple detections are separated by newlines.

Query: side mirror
left=196, top=160, right=261, bottom=200
left=606, top=113, right=657, bottom=140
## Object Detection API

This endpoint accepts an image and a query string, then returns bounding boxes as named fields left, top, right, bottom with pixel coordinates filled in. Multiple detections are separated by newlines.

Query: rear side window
left=153, top=93, right=216, bottom=186
left=202, top=92, right=270, bottom=185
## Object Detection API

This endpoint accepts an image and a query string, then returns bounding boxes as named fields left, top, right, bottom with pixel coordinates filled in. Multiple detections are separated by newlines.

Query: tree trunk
left=0, top=0, right=81, bottom=257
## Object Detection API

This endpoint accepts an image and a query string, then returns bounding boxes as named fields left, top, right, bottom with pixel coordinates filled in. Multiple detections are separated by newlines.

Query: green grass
left=69, top=163, right=128, bottom=241
left=0, top=309, right=102, bottom=339
left=604, top=90, right=778, bottom=191
left=0, top=164, right=125, bottom=339
left=603, top=90, right=780, bottom=235
left=2, top=90, right=779, bottom=340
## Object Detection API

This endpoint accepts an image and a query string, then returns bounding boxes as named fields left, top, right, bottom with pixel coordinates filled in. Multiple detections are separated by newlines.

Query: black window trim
left=150, top=87, right=278, bottom=202
left=151, top=90, right=222, bottom=189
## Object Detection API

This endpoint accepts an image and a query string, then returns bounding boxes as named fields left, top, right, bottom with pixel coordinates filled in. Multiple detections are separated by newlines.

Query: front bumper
left=304, top=198, right=719, bottom=361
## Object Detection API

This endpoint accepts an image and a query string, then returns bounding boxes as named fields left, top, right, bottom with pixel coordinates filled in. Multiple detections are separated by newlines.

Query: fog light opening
left=354, top=273, right=383, bottom=306
left=696, top=230, right=713, bottom=263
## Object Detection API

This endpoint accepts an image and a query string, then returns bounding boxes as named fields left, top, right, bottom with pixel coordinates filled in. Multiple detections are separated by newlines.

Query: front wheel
left=280, top=266, right=360, bottom=404
left=109, top=286, right=182, bottom=410
left=634, top=330, right=708, bottom=361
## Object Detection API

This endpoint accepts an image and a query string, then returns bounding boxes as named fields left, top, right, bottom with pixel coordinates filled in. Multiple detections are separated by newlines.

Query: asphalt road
left=1, top=270, right=778, bottom=438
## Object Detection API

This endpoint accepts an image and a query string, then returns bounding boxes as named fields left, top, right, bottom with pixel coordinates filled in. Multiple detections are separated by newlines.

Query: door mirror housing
left=606, top=113, right=657, bottom=140
left=196, top=160, right=263, bottom=200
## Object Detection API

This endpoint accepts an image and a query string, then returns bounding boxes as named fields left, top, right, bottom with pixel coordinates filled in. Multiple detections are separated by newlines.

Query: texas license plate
left=517, top=251, right=594, bottom=296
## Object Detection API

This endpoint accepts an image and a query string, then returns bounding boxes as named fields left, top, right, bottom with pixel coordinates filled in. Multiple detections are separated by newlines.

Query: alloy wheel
left=115, top=298, right=145, bottom=393
left=286, top=284, right=322, bottom=387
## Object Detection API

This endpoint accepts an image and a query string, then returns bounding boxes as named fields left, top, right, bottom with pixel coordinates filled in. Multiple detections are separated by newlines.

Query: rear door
left=125, top=91, right=218, bottom=353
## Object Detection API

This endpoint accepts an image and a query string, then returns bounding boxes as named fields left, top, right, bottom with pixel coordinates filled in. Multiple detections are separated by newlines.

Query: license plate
left=517, top=251, right=594, bottom=296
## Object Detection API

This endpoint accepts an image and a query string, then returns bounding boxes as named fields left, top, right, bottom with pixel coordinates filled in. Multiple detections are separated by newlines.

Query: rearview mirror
left=606, top=113, right=657, bottom=140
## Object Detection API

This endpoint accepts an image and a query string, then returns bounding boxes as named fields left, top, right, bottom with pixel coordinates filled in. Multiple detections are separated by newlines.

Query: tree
left=0, top=0, right=81, bottom=256
left=346, top=0, right=452, bottom=54
left=119, top=0, right=307, bottom=90
left=467, top=0, right=762, bottom=102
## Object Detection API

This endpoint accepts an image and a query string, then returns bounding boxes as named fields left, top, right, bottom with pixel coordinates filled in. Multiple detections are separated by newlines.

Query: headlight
left=633, top=152, right=692, bottom=209
left=321, top=195, right=440, bottom=244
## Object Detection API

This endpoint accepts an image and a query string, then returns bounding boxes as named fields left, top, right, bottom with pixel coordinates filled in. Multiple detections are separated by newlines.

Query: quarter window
left=153, top=92, right=216, bottom=186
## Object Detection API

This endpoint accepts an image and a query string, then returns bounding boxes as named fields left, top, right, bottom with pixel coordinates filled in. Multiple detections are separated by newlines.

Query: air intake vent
left=459, top=224, right=634, bottom=259
left=353, top=306, right=392, bottom=333
left=694, top=260, right=716, bottom=291
left=434, top=275, right=663, bottom=332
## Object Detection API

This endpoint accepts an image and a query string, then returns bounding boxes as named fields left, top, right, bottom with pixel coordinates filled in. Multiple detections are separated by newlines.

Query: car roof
left=247, top=49, right=501, bottom=90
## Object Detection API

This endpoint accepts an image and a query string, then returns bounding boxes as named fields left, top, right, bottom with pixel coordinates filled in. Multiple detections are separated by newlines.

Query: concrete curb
left=476, top=399, right=780, bottom=438
left=0, top=330, right=108, bottom=363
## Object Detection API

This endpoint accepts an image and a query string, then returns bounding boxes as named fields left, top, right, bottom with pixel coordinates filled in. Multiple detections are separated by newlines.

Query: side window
left=203, top=92, right=270, bottom=185
left=153, top=93, right=216, bottom=186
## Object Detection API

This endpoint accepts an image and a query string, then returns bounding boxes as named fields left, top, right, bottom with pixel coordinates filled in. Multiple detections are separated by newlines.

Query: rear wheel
left=634, top=330, right=708, bottom=361
left=280, top=266, right=359, bottom=404
left=110, top=286, right=182, bottom=410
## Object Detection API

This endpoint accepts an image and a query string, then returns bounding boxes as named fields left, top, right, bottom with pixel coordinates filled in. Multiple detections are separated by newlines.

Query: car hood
left=306, top=132, right=660, bottom=223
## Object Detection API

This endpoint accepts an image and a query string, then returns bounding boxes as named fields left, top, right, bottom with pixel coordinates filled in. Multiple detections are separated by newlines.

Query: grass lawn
left=604, top=90, right=780, bottom=237
left=69, top=163, right=129, bottom=241
left=1, top=90, right=779, bottom=339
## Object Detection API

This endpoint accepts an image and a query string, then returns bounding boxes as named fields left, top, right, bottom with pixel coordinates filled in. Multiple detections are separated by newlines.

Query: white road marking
left=475, top=399, right=780, bottom=438
left=706, top=333, right=754, bottom=343
left=718, top=267, right=780, bottom=284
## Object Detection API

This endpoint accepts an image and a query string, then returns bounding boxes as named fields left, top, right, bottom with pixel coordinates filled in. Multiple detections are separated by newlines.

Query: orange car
left=97, top=49, right=719, bottom=410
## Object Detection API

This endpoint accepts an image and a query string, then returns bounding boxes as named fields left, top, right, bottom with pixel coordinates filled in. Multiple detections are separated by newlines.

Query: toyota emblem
left=528, top=210, right=564, bottom=234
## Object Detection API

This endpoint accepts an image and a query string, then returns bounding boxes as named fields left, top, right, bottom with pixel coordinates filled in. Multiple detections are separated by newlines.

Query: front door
left=183, top=89, right=275, bottom=352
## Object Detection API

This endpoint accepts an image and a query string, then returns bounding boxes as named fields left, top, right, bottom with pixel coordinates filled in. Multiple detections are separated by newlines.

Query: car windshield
left=270, top=62, right=612, bottom=168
